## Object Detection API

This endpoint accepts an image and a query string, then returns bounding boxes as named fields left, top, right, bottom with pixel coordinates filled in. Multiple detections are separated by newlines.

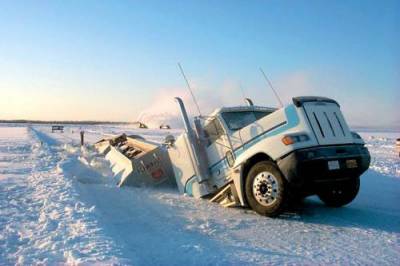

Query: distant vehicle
left=159, top=124, right=171, bottom=129
left=51, top=125, right=64, bottom=133
left=132, top=121, right=148, bottom=129
left=96, top=96, right=371, bottom=217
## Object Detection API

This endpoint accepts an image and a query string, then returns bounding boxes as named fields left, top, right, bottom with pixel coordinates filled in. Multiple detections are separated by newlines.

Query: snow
left=0, top=124, right=399, bottom=265
left=0, top=126, right=122, bottom=264
left=360, top=132, right=400, bottom=178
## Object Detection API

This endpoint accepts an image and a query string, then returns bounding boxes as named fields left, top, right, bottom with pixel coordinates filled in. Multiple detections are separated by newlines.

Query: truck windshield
left=221, top=111, right=270, bottom=131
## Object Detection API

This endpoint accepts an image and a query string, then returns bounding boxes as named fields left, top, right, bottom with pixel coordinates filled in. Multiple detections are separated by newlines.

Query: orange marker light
left=282, top=136, right=294, bottom=145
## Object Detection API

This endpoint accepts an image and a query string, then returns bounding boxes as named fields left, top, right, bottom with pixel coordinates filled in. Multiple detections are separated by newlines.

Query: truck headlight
left=282, top=134, right=310, bottom=145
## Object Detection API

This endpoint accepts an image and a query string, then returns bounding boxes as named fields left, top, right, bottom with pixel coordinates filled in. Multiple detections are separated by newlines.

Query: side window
left=203, top=119, right=224, bottom=146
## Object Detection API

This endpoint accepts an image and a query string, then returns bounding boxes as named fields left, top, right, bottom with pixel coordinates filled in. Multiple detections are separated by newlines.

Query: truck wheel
left=245, top=161, right=287, bottom=217
left=317, top=176, right=360, bottom=207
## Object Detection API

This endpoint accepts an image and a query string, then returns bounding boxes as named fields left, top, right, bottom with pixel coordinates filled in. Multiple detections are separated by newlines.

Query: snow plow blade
left=94, top=134, right=175, bottom=187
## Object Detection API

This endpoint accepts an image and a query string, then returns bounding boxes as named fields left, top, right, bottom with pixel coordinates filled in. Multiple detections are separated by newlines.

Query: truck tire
left=245, top=161, right=287, bottom=217
left=317, top=176, right=360, bottom=207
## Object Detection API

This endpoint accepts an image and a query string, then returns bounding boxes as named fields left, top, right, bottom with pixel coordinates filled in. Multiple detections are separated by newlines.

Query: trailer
left=95, top=134, right=174, bottom=187
left=95, top=96, right=371, bottom=217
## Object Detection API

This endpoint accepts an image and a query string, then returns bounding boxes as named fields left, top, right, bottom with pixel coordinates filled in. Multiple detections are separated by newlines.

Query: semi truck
left=96, top=96, right=371, bottom=217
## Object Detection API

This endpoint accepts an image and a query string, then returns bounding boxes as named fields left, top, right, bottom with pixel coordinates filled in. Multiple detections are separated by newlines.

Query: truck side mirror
left=164, top=135, right=176, bottom=146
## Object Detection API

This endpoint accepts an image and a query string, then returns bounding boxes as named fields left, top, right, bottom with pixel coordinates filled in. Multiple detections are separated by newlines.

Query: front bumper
left=277, top=144, right=371, bottom=189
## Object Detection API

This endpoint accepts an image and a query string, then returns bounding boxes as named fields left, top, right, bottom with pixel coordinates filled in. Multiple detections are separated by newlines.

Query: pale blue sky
left=0, top=0, right=398, bottom=128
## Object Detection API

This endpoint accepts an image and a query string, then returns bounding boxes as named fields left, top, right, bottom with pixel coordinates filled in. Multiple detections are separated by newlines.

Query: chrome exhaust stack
left=174, top=97, right=211, bottom=197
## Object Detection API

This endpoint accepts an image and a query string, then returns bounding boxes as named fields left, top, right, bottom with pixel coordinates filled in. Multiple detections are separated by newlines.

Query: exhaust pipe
left=175, top=97, right=210, bottom=188
left=175, top=97, right=195, bottom=138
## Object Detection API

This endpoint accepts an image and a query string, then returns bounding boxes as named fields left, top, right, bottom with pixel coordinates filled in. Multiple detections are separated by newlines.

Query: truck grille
left=303, top=103, right=353, bottom=145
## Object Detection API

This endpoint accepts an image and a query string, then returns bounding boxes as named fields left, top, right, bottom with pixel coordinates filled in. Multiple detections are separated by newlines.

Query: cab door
left=203, top=118, right=233, bottom=183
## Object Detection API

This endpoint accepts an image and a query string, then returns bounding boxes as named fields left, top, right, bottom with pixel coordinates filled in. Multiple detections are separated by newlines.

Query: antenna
left=178, top=63, right=202, bottom=116
left=259, top=67, right=283, bottom=108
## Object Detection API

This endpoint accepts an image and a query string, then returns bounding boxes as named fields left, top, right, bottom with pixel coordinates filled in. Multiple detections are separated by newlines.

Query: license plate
left=346, top=159, right=358, bottom=168
left=328, top=160, right=340, bottom=170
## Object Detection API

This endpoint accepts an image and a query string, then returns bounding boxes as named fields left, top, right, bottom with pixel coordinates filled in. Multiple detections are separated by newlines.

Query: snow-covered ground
left=360, top=132, right=400, bottom=178
left=0, top=124, right=399, bottom=265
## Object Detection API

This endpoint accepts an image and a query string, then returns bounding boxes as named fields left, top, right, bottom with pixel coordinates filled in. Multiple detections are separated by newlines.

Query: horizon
left=1, top=118, right=399, bottom=132
left=0, top=1, right=398, bottom=129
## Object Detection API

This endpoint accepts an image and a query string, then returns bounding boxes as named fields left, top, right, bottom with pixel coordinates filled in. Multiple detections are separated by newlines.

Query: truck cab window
left=222, top=111, right=270, bottom=131
left=203, top=118, right=224, bottom=146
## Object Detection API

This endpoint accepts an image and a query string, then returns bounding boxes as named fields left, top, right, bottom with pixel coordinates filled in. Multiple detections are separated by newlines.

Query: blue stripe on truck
left=209, top=105, right=300, bottom=172
left=234, top=105, right=300, bottom=157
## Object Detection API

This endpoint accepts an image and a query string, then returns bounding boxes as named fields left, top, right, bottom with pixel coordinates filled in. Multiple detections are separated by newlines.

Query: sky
left=0, top=0, right=398, bottom=129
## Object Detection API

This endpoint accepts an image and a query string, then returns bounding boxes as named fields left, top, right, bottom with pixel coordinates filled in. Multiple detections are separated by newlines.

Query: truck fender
left=231, top=165, right=246, bottom=206
left=234, top=152, right=275, bottom=207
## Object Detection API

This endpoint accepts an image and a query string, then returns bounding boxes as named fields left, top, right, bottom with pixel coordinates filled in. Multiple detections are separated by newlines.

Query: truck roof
left=292, top=96, right=339, bottom=107
left=205, top=105, right=277, bottom=122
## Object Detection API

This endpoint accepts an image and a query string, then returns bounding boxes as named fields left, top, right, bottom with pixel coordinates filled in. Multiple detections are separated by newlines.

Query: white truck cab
left=168, top=96, right=370, bottom=216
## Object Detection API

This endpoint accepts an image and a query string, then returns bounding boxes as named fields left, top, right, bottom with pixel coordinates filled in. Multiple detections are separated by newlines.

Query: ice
left=0, top=125, right=399, bottom=265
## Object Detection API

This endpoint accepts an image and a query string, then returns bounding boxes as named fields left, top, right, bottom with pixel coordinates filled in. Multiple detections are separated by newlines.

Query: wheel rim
left=252, top=171, right=280, bottom=207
